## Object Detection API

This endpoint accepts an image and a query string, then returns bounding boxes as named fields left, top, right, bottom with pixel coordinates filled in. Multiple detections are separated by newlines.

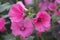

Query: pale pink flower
left=38, top=0, right=49, bottom=11
left=11, top=18, right=33, bottom=38
left=48, top=2, right=57, bottom=11
left=0, top=17, right=5, bottom=32
left=55, top=9, right=60, bottom=15
left=8, top=1, right=28, bottom=22
left=38, top=0, right=57, bottom=11
left=57, top=21, right=60, bottom=24
left=17, top=1, right=28, bottom=11
left=38, top=2, right=48, bottom=11
left=56, top=0, right=60, bottom=3
left=24, top=0, right=33, bottom=5
left=33, top=11, right=51, bottom=32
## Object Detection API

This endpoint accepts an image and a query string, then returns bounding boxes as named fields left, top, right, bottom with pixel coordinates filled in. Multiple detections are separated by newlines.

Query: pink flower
left=56, top=0, right=60, bottom=3
left=55, top=9, right=60, bottom=15
left=57, top=21, right=60, bottom=24
left=8, top=1, right=28, bottom=22
left=11, top=17, right=33, bottom=38
left=24, top=0, right=33, bottom=5
left=33, top=11, right=51, bottom=32
left=0, top=17, right=5, bottom=32
left=38, top=2, right=48, bottom=11
left=38, top=0, right=49, bottom=11
left=48, top=2, right=57, bottom=11
left=17, top=1, right=28, bottom=11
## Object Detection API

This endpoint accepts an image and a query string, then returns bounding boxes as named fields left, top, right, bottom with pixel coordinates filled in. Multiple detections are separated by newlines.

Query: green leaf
left=2, top=34, right=16, bottom=40
left=3, top=15, right=8, bottom=18
left=16, top=36, right=21, bottom=40
left=52, top=14, right=60, bottom=24
left=24, top=36, right=34, bottom=40
left=2, top=34, right=34, bottom=40
left=52, top=25, right=60, bottom=40
left=0, top=2, right=11, bottom=13
left=0, top=2, right=1, bottom=5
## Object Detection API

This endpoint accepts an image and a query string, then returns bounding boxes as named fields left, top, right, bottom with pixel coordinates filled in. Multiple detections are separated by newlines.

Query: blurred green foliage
left=0, top=0, right=60, bottom=40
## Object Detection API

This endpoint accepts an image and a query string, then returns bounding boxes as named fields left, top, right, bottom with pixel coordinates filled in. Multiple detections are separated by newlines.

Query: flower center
left=37, top=18, right=42, bottom=22
left=20, top=26, right=26, bottom=31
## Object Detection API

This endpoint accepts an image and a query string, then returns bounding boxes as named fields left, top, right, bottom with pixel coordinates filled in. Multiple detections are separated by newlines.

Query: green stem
left=16, top=36, right=22, bottom=40
left=41, top=37, right=44, bottom=40
left=16, top=0, right=18, bottom=2
left=35, top=32, right=40, bottom=40
left=34, top=0, right=39, bottom=13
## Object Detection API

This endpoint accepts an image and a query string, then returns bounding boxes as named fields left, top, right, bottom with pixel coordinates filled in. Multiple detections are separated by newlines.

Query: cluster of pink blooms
left=8, top=1, right=51, bottom=38
left=38, top=0, right=57, bottom=11
left=25, top=0, right=60, bottom=15
left=0, top=17, right=5, bottom=32
left=24, top=0, right=33, bottom=5
left=0, top=0, right=60, bottom=39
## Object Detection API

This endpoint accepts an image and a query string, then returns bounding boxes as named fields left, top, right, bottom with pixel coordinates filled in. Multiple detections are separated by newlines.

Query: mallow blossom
left=0, top=17, right=5, bottom=32
left=33, top=11, right=51, bottom=32
left=38, top=0, right=57, bottom=11
left=55, top=9, right=60, bottom=15
left=11, top=17, right=34, bottom=38
left=57, top=21, right=60, bottom=24
left=56, top=0, right=60, bottom=3
left=38, top=1, right=48, bottom=11
left=8, top=1, right=28, bottom=22
left=48, top=2, right=57, bottom=11
left=8, top=1, right=34, bottom=38
left=24, top=0, right=33, bottom=5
